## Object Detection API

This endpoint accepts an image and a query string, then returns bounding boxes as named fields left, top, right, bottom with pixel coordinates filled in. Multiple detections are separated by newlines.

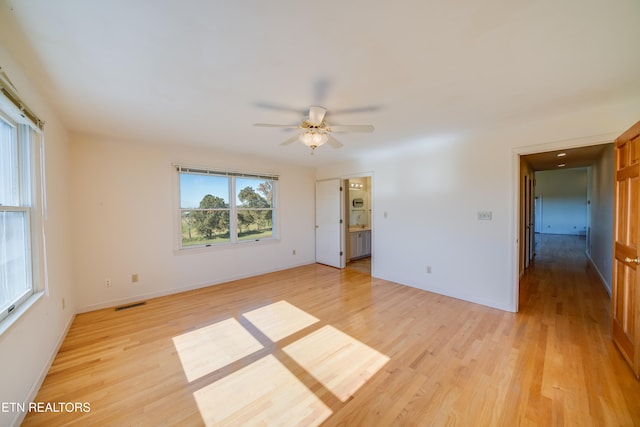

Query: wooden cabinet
left=349, top=230, right=371, bottom=260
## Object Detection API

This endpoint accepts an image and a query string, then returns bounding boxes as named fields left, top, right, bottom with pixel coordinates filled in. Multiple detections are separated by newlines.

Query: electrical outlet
left=292, top=249, right=296, bottom=255
left=62, top=297, right=65, bottom=310
left=105, top=278, right=112, bottom=287
left=132, top=274, right=139, bottom=283
left=426, top=266, right=432, bottom=274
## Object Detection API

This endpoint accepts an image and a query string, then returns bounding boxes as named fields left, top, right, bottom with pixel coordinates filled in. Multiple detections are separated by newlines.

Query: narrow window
left=0, top=116, right=36, bottom=322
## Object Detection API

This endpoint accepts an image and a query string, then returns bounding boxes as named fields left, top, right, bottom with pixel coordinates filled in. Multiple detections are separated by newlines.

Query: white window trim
left=0, top=292, right=44, bottom=336
left=0, top=91, right=46, bottom=332
left=173, top=164, right=280, bottom=253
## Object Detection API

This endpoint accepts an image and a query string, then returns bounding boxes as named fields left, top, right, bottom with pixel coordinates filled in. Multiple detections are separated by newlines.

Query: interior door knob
left=624, top=256, right=640, bottom=265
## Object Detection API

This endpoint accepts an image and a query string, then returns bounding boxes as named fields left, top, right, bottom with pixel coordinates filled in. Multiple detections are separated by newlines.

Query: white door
left=316, top=179, right=343, bottom=268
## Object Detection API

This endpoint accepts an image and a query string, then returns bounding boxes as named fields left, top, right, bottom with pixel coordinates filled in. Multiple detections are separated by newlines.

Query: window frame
left=175, top=165, right=279, bottom=251
left=0, top=109, right=43, bottom=326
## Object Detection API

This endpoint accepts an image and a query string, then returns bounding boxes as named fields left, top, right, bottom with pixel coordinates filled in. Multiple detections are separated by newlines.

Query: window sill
left=174, top=237, right=280, bottom=256
left=0, top=291, right=45, bottom=337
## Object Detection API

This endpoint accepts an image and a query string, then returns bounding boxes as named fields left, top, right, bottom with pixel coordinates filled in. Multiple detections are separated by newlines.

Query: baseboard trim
left=11, top=310, right=76, bottom=427
left=76, top=261, right=315, bottom=313
left=585, top=251, right=611, bottom=297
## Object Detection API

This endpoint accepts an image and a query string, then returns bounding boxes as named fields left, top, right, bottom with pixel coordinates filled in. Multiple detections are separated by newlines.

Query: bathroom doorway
left=345, top=176, right=372, bottom=274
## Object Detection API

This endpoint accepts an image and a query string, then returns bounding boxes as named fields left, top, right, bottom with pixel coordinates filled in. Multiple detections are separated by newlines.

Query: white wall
left=70, top=134, right=316, bottom=311
left=318, top=134, right=514, bottom=311
left=587, top=144, right=614, bottom=293
left=0, top=46, right=75, bottom=426
left=535, top=168, right=588, bottom=235
left=316, top=103, right=638, bottom=312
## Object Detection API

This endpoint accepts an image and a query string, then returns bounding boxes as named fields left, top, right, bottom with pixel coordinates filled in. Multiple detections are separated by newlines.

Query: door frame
left=510, top=132, right=619, bottom=311
left=523, top=174, right=534, bottom=270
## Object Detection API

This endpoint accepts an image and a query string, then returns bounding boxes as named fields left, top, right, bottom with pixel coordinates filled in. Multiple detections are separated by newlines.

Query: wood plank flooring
left=23, top=234, right=640, bottom=426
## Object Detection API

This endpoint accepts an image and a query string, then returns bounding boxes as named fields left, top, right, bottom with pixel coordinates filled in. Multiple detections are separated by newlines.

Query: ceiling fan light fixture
left=299, top=131, right=328, bottom=149
left=255, top=105, right=373, bottom=150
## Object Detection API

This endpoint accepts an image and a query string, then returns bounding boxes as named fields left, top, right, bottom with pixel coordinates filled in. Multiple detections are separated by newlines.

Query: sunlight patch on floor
left=242, top=300, right=319, bottom=342
left=283, top=325, right=390, bottom=402
left=193, top=354, right=332, bottom=426
left=174, top=301, right=390, bottom=424
left=172, top=317, right=263, bottom=382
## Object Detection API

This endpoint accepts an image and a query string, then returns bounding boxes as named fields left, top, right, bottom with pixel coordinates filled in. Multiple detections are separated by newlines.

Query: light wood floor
left=23, top=235, right=640, bottom=426
left=346, top=256, right=371, bottom=274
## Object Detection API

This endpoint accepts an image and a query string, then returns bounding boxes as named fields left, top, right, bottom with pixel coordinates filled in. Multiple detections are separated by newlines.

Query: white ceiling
left=2, top=0, right=640, bottom=167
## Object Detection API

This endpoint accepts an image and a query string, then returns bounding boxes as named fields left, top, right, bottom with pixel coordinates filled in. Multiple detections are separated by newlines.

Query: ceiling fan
left=254, top=106, right=374, bottom=151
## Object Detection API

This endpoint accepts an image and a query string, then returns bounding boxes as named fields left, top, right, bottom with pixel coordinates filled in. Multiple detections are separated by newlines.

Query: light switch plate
left=477, top=211, right=493, bottom=220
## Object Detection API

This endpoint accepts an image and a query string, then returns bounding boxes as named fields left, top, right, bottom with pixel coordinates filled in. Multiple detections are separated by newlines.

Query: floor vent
left=115, top=301, right=146, bottom=311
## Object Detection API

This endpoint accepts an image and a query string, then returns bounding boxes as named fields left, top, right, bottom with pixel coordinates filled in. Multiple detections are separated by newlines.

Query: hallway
left=518, top=233, right=640, bottom=423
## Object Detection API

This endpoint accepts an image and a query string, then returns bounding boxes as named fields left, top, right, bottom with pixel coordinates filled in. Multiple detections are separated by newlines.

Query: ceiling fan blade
left=327, top=105, right=381, bottom=116
left=279, top=135, right=300, bottom=146
left=254, top=123, right=300, bottom=129
left=254, top=102, right=306, bottom=115
left=328, top=124, right=375, bottom=133
left=308, top=106, right=327, bottom=126
left=327, top=134, right=343, bottom=149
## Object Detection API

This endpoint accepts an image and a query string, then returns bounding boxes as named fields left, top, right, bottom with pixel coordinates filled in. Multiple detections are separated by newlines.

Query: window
left=0, top=72, right=45, bottom=328
left=177, top=166, right=277, bottom=249
left=0, top=113, right=41, bottom=322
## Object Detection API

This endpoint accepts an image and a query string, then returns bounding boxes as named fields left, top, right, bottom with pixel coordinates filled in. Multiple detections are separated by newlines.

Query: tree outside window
left=237, top=178, right=273, bottom=241
left=178, top=169, right=276, bottom=248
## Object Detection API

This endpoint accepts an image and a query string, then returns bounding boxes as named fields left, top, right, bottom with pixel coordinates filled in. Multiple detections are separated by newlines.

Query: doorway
left=345, top=176, right=372, bottom=274
left=515, top=139, right=615, bottom=311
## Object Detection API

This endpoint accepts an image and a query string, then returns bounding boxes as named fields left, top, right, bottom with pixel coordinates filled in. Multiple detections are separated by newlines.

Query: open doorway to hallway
left=518, top=142, right=614, bottom=310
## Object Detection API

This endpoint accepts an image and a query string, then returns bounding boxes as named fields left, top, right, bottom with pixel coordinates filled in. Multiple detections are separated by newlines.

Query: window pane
left=236, top=178, right=273, bottom=208
left=180, top=173, right=229, bottom=209
left=237, top=210, right=273, bottom=241
left=0, top=210, right=31, bottom=313
left=0, top=118, right=19, bottom=206
left=181, top=210, right=230, bottom=246
left=178, top=171, right=276, bottom=248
